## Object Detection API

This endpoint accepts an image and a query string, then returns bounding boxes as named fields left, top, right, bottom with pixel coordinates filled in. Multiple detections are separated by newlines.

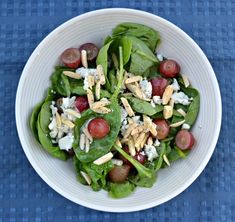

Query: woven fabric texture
left=0, top=0, right=234, bottom=221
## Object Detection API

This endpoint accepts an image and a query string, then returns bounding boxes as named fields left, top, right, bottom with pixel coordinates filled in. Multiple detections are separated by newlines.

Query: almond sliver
left=91, top=106, right=111, bottom=114
left=131, top=125, right=145, bottom=135
left=170, top=120, right=185, bottom=128
left=93, top=152, right=113, bottom=165
left=121, top=97, right=135, bottom=117
left=128, top=137, right=136, bottom=156
left=80, top=134, right=86, bottom=150
left=91, top=100, right=111, bottom=109
left=61, top=117, right=75, bottom=128
left=115, top=138, right=122, bottom=147
left=123, top=123, right=138, bottom=139
left=87, top=89, right=94, bottom=106
left=135, top=132, right=146, bottom=150
left=65, top=109, right=81, bottom=119
left=88, top=75, right=95, bottom=89
left=163, top=105, right=173, bottom=120
left=82, top=127, right=93, bottom=143
left=97, top=64, right=105, bottom=85
left=95, top=81, right=101, bottom=100
left=140, top=132, right=149, bottom=149
left=80, top=171, right=91, bottom=185
left=81, top=50, right=88, bottom=68
left=85, top=136, right=90, bottom=153
left=163, top=154, right=170, bottom=166
left=182, top=74, right=190, bottom=88
left=55, top=112, right=61, bottom=127
left=177, top=108, right=186, bottom=117
left=162, top=85, right=174, bottom=105
left=125, top=76, right=142, bottom=84
left=63, top=71, right=82, bottom=79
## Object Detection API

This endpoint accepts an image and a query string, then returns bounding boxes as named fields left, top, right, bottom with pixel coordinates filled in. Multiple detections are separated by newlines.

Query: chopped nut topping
left=170, top=120, right=185, bottom=128
left=162, top=85, right=174, bottom=105
left=63, top=71, right=82, bottom=79
left=121, top=97, right=135, bottom=117
left=163, top=105, right=173, bottom=119
left=93, top=152, right=113, bottom=165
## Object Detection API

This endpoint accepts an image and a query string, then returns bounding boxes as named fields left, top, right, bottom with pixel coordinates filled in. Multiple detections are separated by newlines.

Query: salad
left=30, top=23, right=200, bottom=198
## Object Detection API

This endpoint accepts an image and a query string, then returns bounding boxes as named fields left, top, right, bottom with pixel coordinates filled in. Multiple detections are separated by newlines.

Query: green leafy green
left=51, top=68, right=71, bottom=96
left=128, top=36, right=158, bottom=76
left=37, top=108, right=68, bottom=161
left=74, top=103, right=121, bottom=163
left=166, top=146, right=190, bottom=163
left=153, top=142, right=167, bottom=171
left=185, top=92, right=200, bottom=125
left=125, top=96, right=163, bottom=116
left=129, top=172, right=156, bottom=188
left=73, top=156, right=87, bottom=185
left=96, top=40, right=113, bottom=91
left=112, top=23, right=160, bottom=52
left=108, top=181, right=135, bottom=198
left=108, top=69, right=117, bottom=93
left=114, top=145, right=156, bottom=181
left=82, top=161, right=114, bottom=191
left=30, top=102, right=43, bottom=142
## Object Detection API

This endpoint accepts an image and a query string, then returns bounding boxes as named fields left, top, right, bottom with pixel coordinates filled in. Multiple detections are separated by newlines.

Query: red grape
left=75, top=96, right=89, bottom=113
left=79, top=43, right=99, bottom=61
left=61, top=48, right=81, bottom=69
left=153, top=119, right=170, bottom=140
left=151, top=77, right=168, bottom=97
left=88, top=118, right=110, bottom=139
left=159, top=59, right=180, bottom=78
left=175, top=130, right=195, bottom=150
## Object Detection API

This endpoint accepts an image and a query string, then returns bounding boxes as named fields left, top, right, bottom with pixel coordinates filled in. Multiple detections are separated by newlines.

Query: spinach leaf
left=108, top=69, right=117, bottom=93
left=100, top=89, right=111, bottom=99
left=51, top=68, right=71, bottom=96
left=154, top=142, right=167, bottom=171
left=30, top=102, right=43, bottom=142
left=82, top=161, right=114, bottom=191
left=128, top=36, right=158, bottom=76
left=129, top=172, right=156, bottom=188
left=37, top=113, right=68, bottom=161
left=114, top=145, right=156, bottom=180
left=96, top=40, right=113, bottom=91
left=167, top=147, right=190, bottom=163
left=108, top=181, right=135, bottom=198
left=73, top=156, right=87, bottom=185
left=69, top=79, right=86, bottom=95
left=125, top=96, right=163, bottom=116
left=39, top=101, right=51, bottom=134
left=185, top=92, right=200, bottom=125
left=74, top=102, right=121, bottom=163
left=112, top=23, right=160, bottom=52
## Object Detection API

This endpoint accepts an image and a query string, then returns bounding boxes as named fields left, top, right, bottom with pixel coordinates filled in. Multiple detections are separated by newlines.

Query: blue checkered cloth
left=0, top=0, right=234, bottom=221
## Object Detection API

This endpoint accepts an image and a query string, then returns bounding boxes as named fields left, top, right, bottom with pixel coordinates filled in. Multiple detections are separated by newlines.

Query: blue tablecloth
left=0, top=0, right=234, bottom=221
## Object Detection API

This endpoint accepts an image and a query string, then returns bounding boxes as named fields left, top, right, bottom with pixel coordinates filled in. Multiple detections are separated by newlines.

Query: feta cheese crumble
left=182, top=123, right=191, bottom=130
left=58, top=133, right=74, bottom=151
left=144, top=144, right=158, bottom=161
left=139, top=78, right=152, bottom=99
left=152, top=95, right=162, bottom=105
left=156, top=53, right=163, bottom=61
left=172, top=78, right=180, bottom=91
left=171, top=92, right=192, bottom=105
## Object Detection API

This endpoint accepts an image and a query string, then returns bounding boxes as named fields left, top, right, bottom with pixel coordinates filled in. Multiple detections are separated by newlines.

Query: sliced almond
left=80, top=134, right=86, bottom=150
left=85, top=136, right=90, bottom=153
left=87, top=89, right=94, bottom=106
left=126, top=83, right=143, bottom=99
left=163, top=105, right=173, bottom=119
left=95, top=81, right=101, bottom=100
left=115, top=138, right=122, bottom=148
left=120, top=97, right=135, bottom=117
left=121, top=137, right=129, bottom=144
left=128, top=117, right=134, bottom=125
left=80, top=171, right=91, bottom=185
left=177, top=108, right=186, bottom=117
left=143, top=115, right=157, bottom=136
left=61, top=117, right=75, bottom=128
left=81, top=50, right=88, bottom=68
left=132, top=133, right=139, bottom=144
left=55, top=112, right=61, bottom=127
left=128, top=137, right=136, bottom=156
left=123, top=123, right=138, bottom=139
left=170, top=120, right=185, bottom=128
left=163, top=154, right=170, bottom=166
left=91, top=100, right=111, bottom=109
left=111, top=53, right=119, bottom=70
left=65, top=109, right=81, bottom=119
left=182, top=74, right=190, bottom=88
left=88, top=75, right=95, bottom=89
left=140, top=132, right=149, bottom=149
left=147, top=136, right=153, bottom=146
left=121, top=71, right=128, bottom=90
left=162, top=85, right=174, bottom=105
left=131, top=125, right=145, bottom=135
left=125, top=76, right=142, bottom=84
left=91, top=106, right=111, bottom=114
left=97, top=64, right=105, bottom=85
left=63, top=71, right=81, bottom=79
left=82, top=127, right=93, bottom=143
left=135, top=132, right=146, bottom=151
left=169, top=98, right=174, bottom=108
left=93, top=152, right=113, bottom=165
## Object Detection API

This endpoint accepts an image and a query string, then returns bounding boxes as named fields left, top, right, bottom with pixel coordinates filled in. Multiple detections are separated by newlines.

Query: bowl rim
left=15, top=8, right=222, bottom=212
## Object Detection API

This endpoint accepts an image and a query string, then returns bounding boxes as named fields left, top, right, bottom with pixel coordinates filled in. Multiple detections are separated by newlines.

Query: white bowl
left=15, top=8, right=222, bottom=212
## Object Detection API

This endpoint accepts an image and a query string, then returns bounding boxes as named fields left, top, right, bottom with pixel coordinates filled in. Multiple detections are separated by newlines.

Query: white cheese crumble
left=76, top=67, right=98, bottom=90
left=154, top=139, right=161, bottom=147
left=152, top=95, right=162, bottom=105
left=172, top=78, right=180, bottom=91
left=182, top=123, right=191, bottom=130
left=171, top=92, right=192, bottom=105
left=111, top=159, right=123, bottom=166
left=144, top=144, right=158, bottom=162
left=139, top=78, right=152, bottom=99
left=121, top=107, right=128, bottom=123
left=156, top=53, right=163, bottom=61
left=58, top=133, right=74, bottom=151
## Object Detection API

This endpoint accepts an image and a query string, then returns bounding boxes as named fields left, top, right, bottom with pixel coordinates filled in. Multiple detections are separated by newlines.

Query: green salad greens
left=30, top=23, right=200, bottom=198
